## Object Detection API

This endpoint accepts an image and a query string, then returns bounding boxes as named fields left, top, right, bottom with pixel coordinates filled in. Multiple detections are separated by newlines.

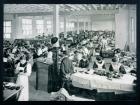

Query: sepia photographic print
left=2, top=4, right=137, bottom=101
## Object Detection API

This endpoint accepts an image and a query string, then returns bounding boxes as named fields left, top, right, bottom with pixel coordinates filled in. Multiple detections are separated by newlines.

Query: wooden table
left=3, top=86, right=23, bottom=101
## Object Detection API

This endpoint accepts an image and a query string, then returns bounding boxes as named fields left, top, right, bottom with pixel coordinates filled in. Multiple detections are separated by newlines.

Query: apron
left=16, top=62, right=29, bottom=101
left=77, top=53, right=82, bottom=62
left=96, top=61, right=105, bottom=69
left=111, top=63, right=121, bottom=72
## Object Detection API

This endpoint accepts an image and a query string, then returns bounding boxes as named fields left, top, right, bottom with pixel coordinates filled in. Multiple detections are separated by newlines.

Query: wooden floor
left=29, top=71, right=51, bottom=101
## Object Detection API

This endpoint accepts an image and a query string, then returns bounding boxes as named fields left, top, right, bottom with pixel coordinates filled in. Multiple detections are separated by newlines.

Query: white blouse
left=16, top=62, right=32, bottom=76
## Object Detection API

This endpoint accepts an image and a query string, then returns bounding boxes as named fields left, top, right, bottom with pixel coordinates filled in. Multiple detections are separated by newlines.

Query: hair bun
left=51, top=37, right=58, bottom=44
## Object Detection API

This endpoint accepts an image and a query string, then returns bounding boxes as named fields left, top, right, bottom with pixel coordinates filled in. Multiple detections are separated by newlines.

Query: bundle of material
left=50, top=88, right=94, bottom=101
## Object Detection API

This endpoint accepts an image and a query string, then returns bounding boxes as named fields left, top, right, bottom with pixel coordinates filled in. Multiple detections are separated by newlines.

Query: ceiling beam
left=90, top=4, right=95, bottom=10
left=92, top=4, right=98, bottom=10
left=100, top=4, right=104, bottom=10
left=68, top=9, right=119, bottom=16
left=63, top=4, right=75, bottom=11
left=82, top=4, right=90, bottom=11
left=76, top=5, right=86, bottom=11
left=65, top=4, right=80, bottom=11
left=115, top=4, right=120, bottom=9
left=4, top=11, right=70, bottom=16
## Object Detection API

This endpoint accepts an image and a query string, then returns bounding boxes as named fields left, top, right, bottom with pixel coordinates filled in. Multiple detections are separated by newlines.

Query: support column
left=64, top=15, right=67, bottom=38
left=53, top=4, right=59, bottom=47
left=32, top=17, right=36, bottom=38
left=12, top=14, right=17, bottom=40
left=17, top=17, right=22, bottom=39
left=83, top=21, right=86, bottom=32
left=90, top=16, right=92, bottom=30
left=43, top=16, right=47, bottom=36
left=77, top=18, right=79, bottom=34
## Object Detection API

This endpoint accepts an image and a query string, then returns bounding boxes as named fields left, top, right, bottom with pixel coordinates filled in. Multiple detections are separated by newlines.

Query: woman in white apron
left=109, top=57, right=126, bottom=74
left=93, top=56, right=106, bottom=70
left=101, top=36, right=108, bottom=49
left=15, top=54, right=31, bottom=101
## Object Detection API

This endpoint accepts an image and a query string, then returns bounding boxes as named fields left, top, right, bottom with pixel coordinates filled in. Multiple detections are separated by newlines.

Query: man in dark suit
left=60, top=51, right=74, bottom=90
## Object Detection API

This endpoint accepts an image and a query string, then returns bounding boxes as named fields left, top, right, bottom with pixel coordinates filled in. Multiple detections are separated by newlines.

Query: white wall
left=91, top=14, right=115, bottom=31
left=115, top=8, right=129, bottom=50
left=92, top=20, right=115, bottom=31
left=128, top=5, right=136, bottom=53
left=115, top=5, right=136, bottom=52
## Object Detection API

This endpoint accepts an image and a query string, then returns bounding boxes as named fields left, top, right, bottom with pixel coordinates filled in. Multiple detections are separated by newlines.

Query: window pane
left=22, top=25, right=26, bottom=29
left=4, top=21, right=12, bottom=35
left=4, top=34, right=11, bottom=39
left=22, top=19, right=26, bottom=24
left=47, top=25, right=51, bottom=28
left=47, top=21, right=51, bottom=25
left=28, top=20, right=32, bottom=24
left=60, top=22, right=64, bottom=28
left=5, top=21, right=11, bottom=26
left=28, top=25, right=32, bottom=30
left=6, top=27, right=11, bottom=33
left=22, top=19, right=32, bottom=35
left=36, top=20, right=43, bottom=25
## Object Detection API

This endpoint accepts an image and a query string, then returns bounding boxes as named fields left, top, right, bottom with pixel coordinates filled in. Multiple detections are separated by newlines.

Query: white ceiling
left=4, top=4, right=127, bottom=14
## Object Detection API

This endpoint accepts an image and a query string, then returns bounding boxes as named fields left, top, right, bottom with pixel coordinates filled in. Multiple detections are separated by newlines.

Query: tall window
left=67, top=22, right=74, bottom=31
left=46, top=21, right=52, bottom=34
left=69, top=22, right=74, bottom=30
left=36, top=20, right=44, bottom=34
left=22, top=19, right=32, bottom=35
left=4, top=21, right=11, bottom=39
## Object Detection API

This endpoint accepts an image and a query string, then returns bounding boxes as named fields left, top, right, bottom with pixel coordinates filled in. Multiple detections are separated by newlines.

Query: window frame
left=22, top=18, right=32, bottom=36
left=36, top=20, right=44, bottom=34
left=4, top=20, right=12, bottom=39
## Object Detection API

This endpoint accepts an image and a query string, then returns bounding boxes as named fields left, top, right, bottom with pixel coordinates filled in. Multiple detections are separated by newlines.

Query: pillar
left=64, top=15, right=67, bottom=38
left=53, top=4, right=59, bottom=47
left=83, top=21, right=86, bottom=32
left=77, top=18, right=79, bottom=34
left=32, top=17, right=36, bottom=38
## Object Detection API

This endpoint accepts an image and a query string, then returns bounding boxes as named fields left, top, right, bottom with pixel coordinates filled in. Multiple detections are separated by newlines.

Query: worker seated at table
left=60, top=43, right=66, bottom=52
left=37, top=45, right=43, bottom=57
left=93, top=56, right=106, bottom=70
left=79, top=55, right=89, bottom=68
left=114, top=48, right=121, bottom=60
left=4, top=54, right=15, bottom=77
left=109, top=57, right=126, bottom=74
left=81, top=45, right=90, bottom=57
left=95, top=47, right=101, bottom=56
left=60, top=51, right=74, bottom=91
left=101, top=36, right=108, bottom=49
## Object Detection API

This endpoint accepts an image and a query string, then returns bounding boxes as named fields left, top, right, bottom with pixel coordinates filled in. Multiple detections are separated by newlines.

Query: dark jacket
left=60, top=57, right=74, bottom=81
left=109, top=64, right=126, bottom=74
left=79, top=59, right=89, bottom=68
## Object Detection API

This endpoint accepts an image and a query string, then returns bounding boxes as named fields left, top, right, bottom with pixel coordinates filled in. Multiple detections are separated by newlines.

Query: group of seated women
left=3, top=29, right=136, bottom=100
